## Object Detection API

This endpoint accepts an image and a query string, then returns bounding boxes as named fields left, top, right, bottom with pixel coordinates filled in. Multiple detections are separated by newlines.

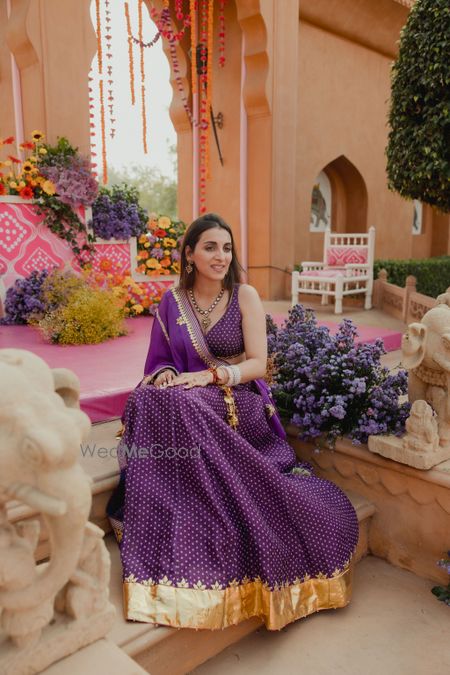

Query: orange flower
left=0, top=184, right=6, bottom=196
left=154, top=243, right=161, bottom=248
left=160, top=258, right=171, bottom=268
left=138, top=250, right=149, bottom=259
left=154, top=229, right=167, bottom=237
left=99, top=259, right=113, bottom=271
left=141, top=298, right=151, bottom=308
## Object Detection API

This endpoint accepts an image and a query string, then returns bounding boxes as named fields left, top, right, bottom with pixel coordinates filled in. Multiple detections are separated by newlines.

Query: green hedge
left=386, top=0, right=450, bottom=212
left=374, top=256, right=450, bottom=297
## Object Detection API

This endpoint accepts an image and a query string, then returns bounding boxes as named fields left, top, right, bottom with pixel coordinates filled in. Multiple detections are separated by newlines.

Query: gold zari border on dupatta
left=171, top=286, right=240, bottom=430
left=123, top=564, right=353, bottom=631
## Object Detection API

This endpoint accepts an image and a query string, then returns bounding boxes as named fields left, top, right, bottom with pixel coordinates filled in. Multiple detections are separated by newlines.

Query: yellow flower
left=22, top=161, right=34, bottom=173
left=4, top=160, right=12, bottom=167
left=158, top=216, right=171, bottom=229
left=131, top=304, right=144, bottom=314
left=18, top=180, right=26, bottom=188
left=31, top=130, right=44, bottom=142
left=163, top=237, right=176, bottom=248
left=42, top=179, right=56, bottom=195
left=9, top=181, right=18, bottom=189
left=138, top=234, right=148, bottom=244
left=163, top=249, right=170, bottom=256
left=144, top=242, right=150, bottom=248
left=38, top=147, right=48, bottom=155
left=28, top=156, right=38, bottom=163
left=146, top=258, right=161, bottom=269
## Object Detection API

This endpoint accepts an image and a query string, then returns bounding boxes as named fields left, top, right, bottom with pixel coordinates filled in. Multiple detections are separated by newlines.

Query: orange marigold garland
left=206, top=0, right=214, bottom=180
left=124, top=2, right=136, bottom=106
left=95, top=0, right=103, bottom=75
left=198, top=0, right=212, bottom=212
left=190, top=0, right=198, bottom=95
left=218, top=0, right=227, bottom=67
left=138, top=0, right=148, bottom=154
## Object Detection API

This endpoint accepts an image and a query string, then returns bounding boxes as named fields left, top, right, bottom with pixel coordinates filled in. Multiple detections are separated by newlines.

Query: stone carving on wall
left=0, top=349, right=115, bottom=675
left=369, top=301, right=450, bottom=468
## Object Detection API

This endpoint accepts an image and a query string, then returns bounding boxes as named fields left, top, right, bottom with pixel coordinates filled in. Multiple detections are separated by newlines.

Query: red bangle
left=207, top=367, right=219, bottom=384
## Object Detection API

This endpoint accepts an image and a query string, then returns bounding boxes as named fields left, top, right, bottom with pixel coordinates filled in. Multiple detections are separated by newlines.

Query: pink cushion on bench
left=326, top=246, right=368, bottom=266
left=300, top=268, right=345, bottom=278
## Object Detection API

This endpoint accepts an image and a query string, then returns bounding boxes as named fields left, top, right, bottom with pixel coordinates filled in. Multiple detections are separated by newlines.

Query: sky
left=89, top=0, right=177, bottom=179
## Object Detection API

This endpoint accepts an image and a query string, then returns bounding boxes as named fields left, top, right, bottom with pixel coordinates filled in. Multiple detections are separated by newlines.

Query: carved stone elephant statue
left=401, top=303, right=450, bottom=444
left=0, top=349, right=92, bottom=630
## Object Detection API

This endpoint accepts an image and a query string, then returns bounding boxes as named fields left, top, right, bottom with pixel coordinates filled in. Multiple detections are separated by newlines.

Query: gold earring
left=186, top=261, right=193, bottom=274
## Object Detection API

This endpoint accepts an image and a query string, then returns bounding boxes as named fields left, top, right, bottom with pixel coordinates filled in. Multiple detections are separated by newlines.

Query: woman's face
left=186, top=227, right=233, bottom=282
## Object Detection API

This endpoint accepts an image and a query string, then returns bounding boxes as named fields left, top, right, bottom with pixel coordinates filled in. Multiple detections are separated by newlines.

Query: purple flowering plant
left=0, top=269, right=53, bottom=325
left=34, top=137, right=97, bottom=263
left=432, top=551, right=450, bottom=606
left=91, top=184, right=148, bottom=240
left=268, top=304, right=410, bottom=445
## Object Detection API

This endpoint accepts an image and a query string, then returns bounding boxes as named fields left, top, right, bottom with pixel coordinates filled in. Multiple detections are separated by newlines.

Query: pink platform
left=0, top=314, right=401, bottom=423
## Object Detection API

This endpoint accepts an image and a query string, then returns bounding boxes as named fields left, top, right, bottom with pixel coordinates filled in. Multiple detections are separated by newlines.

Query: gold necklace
left=188, top=287, right=225, bottom=331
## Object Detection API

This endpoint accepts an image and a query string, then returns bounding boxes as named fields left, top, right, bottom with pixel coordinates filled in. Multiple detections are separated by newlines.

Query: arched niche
left=320, top=155, right=368, bottom=233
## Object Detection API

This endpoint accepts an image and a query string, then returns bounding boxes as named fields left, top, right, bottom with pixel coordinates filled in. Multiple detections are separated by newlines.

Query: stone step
left=105, top=492, right=375, bottom=675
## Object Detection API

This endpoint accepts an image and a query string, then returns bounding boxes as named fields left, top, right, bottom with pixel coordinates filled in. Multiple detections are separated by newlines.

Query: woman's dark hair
left=178, top=213, right=244, bottom=291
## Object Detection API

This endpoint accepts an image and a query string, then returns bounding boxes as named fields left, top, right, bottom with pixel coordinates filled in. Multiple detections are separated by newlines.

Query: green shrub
left=386, top=0, right=450, bottom=212
left=374, top=256, right=450, bottom=297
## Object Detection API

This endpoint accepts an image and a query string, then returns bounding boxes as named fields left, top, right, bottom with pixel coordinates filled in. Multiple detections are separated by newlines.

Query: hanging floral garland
left=95, top=0, right=108, bottom=184
left=104, top=0, right=116, bottom=140
left=218, top=0, right=227, bottom=67
left=138, top=0, right=148, bottom=154
left=124, top=2, right=136, bottom=106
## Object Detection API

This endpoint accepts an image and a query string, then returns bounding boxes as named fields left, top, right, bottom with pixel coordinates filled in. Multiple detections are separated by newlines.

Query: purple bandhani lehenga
left=107, top=282, right=359, bottom=630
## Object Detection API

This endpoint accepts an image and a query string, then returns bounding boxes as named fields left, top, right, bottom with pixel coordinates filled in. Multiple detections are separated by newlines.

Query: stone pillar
left=237, top=0, right=299, bottom=299
left=2, top=0, right=96, bottom=154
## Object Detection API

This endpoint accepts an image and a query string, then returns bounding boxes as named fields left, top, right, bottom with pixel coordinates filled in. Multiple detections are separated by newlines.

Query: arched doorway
left=311, top=155, right=368, bottom=233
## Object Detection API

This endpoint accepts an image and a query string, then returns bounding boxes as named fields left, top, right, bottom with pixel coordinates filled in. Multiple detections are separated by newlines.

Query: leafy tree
left=386, top=0, right=450, bottom=212
left=107, top=159, right=177, bottom=219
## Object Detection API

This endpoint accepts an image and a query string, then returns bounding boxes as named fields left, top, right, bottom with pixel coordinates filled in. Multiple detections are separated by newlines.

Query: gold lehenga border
left=123, top=564, right=353, bottom=631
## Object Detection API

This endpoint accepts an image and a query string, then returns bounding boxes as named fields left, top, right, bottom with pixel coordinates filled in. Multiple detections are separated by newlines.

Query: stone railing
left=372, top=269, right=436, bottom=323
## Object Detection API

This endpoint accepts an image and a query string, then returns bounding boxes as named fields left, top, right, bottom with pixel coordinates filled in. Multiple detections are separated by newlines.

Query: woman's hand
left=142, top=369, right=176, bottom=388
left=169, top=370, right=213, bottom=389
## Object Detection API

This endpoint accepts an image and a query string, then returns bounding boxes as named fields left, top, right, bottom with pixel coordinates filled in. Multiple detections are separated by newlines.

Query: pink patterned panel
left=0, top=206, right=34, bottom=261
left=14, top=236, right=64, bottom=276
left=326, top=246, right=368, bottom=266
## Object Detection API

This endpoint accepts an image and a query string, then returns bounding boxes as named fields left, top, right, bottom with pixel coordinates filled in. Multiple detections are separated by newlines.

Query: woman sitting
left=107, top=212, right=359, bottom=631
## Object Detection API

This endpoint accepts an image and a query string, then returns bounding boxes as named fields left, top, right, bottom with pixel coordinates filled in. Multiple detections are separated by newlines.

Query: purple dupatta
left=143, top=286, right=287, bottom=439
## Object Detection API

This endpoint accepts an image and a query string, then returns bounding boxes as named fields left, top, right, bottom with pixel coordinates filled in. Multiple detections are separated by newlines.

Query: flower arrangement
left=135, top=214, right=186, bottom=277
left=432, top=551, right=450, bottom=606
left=0, top=269, right=53, bottom=325
left=0, top=131, right=56, bottom=199
left=268, top=304, right=410, bottom=445
left=91, top=184, right=148, bottom=240
left=38, top=284, right=126, bottom=345
left=82, top=260, right=162, bottom=317
left=0, top=133, right=98, bottom=263
left=1, top=268, right=126, bottom=344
